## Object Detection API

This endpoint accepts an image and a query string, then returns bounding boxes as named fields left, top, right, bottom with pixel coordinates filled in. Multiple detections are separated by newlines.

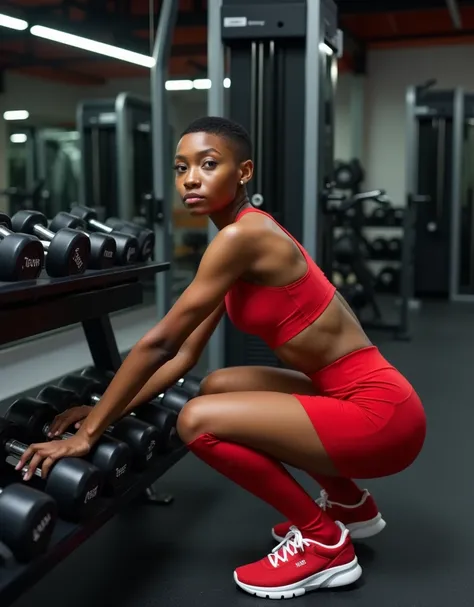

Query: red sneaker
left=234, top=522, right=362, bottom=599
left=272, top=489, right=386, bottom=543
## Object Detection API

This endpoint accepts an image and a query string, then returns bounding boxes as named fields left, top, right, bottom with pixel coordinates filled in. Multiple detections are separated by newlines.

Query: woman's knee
left=176, top=397, right=211, bottom=443
left=199, top=369, right=235, bottom=395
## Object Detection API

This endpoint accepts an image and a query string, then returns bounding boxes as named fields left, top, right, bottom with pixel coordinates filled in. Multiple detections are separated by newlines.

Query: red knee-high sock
left=188, top=433, right=341, bottom=545
left=310, top=474, right=365, bottom=505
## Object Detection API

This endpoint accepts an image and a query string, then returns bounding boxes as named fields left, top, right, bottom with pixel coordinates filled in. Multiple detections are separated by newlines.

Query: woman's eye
left=173, top=164, right=186, bottom=173
left=203, top=160, right=218, bottom=169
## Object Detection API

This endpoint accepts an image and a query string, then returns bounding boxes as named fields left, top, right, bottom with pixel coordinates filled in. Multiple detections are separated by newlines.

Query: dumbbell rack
left=0, top=261, right=189, bottom=606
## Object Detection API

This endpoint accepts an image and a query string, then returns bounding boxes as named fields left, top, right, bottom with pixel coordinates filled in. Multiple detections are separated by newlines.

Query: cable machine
left=208, top=0, right=341, bottom=369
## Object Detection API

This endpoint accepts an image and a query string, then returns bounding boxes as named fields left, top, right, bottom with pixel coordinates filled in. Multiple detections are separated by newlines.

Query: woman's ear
left=240, top=160, right=254, bottom=185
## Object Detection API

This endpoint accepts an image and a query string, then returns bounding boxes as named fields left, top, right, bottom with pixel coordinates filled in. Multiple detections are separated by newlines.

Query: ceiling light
left=193, top=79, right=212, bottom=90
left=165, top=80, right=193, bottom=91
left=0, top=13, right=28, bottom=30
left=30, top=25, right=155, bottom=68
left=10, top=134, right=28, bottom=144
left=3, top=110, right=30, bottom=121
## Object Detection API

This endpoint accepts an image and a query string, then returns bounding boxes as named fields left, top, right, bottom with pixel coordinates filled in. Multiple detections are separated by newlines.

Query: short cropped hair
left=180, top=116, right=252, bottom=163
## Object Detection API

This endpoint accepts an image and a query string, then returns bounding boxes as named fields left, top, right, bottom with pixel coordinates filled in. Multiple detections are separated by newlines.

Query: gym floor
left=9, top=300, right=472, bottom=607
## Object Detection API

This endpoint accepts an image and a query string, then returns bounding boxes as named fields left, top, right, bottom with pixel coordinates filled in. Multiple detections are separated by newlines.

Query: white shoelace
left=316, top=489, right=330, bottom=510
left=268, top=527, right=313, bottom=568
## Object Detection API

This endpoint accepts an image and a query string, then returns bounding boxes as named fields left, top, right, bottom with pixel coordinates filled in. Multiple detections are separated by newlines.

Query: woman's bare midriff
left=274, top=292, right=372, bottom=376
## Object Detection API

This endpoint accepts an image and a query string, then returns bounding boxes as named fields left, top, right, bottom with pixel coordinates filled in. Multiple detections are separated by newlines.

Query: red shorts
left=294, top=346, right=426, bottom=479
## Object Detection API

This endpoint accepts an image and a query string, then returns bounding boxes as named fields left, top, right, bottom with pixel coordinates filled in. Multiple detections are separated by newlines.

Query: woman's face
left=174, top=132, right=248, bottom=215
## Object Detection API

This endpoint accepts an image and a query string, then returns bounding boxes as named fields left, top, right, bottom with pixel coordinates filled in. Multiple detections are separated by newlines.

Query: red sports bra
left=224, top=208, right=336, bottom=349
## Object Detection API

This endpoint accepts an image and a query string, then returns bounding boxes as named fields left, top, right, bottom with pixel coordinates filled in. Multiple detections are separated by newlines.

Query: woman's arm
left=48, top=302, right=226, bottom=436
left=75, top=225, right=253, bottom=444
left=122, top=301, right=226, bottom=414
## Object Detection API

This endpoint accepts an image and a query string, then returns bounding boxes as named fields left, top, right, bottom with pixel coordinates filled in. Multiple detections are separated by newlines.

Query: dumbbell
left=0, top=418, right=102, bottom=521
left=370, top=238, right=389, bottom=259
left=105, top=218, right=155, bottom=262
left=80, top=368, right=177, bottom=453
left=0, top=482, right=57, bottom=562
left=6, top=397, right=131, bottom=496
left=49, top=212, right=116, bottom=270
left=153, top=388, right=191, bottom=416
left=175, top=374, right=201, bottom=398
left=376, top=267, right=400, bottom=294
left=387, top=238, right=402, bottom=260
left=57, top=375, right=160, bottom=470
left=393, top=208, right=404, bottom=226
left=0, top=213, right=44, bottom=281
left=11, top=210, right=90, bottom=278
left=69, top=206, right=139, bottom=265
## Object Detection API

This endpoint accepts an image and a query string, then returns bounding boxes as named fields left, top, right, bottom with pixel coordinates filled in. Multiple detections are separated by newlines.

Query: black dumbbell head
left=11, top=210, right=48, bottom=235
left=0, top=416, right=28, bottom=450
left=87, top=436, right=130, bottom=494
left=178, top=375, right=201, bottom=397
left=0, top=234, right=44, bottom=281
left=80, top=367, right=114, bottom=392
left=88, top=233, right=116, bottom=269
left=6, top=398, right=57, bottom=442
left=110, top=233, right=139, bottom=265
left=110, top=418, right=159, bottom=471
left=46, top=228, right=90, bottom=277
left=70, top=205, right=97, bottom=223
left=135, top=403, right=177, bottom=453
left=49, top=212, right=87, bottom=233
left=0, top=213, right=12, bottom=229
left=45, top=457, right=102, bottom=521
left=105, top=218, right=154, bottom=261
left=37, top=385, right=77, bottom=414
left=161, top=388, right=190, bottom=414
left=0, top=483, right=57, bottom=562
left=59, top=374, right=102, bottom=404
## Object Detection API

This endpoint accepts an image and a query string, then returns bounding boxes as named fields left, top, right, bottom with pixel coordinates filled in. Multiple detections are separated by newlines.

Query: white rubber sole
left=271, top=514, right=387, bottom=543
left=234, top=557, right=362, bottom=599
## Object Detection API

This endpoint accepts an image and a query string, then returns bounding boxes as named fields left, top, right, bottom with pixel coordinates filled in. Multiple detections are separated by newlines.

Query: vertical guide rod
left=151, top=0, right=178, bottom=321
left=207, top=0, right=226, bottom=371
left=450, top=87, right=465, bottom=300
left=302, top=0, right=322, bottom=261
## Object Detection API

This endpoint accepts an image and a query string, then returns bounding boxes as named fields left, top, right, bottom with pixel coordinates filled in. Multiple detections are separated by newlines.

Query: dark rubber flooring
left=11, top=301, right=473, bottom=607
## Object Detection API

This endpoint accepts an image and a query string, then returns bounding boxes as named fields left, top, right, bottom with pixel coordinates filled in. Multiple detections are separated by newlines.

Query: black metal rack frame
left=0, top=262, right=189, bottom=606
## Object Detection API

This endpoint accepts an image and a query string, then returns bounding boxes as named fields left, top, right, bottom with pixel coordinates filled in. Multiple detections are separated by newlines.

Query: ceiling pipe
left=446, top=0, right=463, bottom=30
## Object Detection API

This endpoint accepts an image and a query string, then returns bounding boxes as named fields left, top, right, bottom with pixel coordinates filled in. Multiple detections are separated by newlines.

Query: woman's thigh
left=200, top=366, right=318, bottom=396
left=177, top=390, right=339, bottom=476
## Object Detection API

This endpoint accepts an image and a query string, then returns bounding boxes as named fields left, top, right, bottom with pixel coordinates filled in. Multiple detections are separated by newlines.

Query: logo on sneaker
left=295, top=560, right=306, bottom=568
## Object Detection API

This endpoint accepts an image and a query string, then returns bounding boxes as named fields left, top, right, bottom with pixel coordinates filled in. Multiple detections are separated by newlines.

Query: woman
left=17, top=116, right=426, bottom=599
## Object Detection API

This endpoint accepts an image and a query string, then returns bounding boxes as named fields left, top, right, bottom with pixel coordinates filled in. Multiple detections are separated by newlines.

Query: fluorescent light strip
left=165, top=79, right=232, bottom=91
left=0, top=13, right=28, bottom=30
left=10, top=134, right=28, bottom=144
left=3, top=110, right=30, bottom=121
left=30, top=25, right=155, bottom=68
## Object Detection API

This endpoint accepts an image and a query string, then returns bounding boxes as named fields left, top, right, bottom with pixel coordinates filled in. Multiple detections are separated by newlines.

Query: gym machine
left=77, top=94, right=155, bottom=227
left=406, top=83, right=474, bottom=302
left=207, top=0, right=342, bottom=369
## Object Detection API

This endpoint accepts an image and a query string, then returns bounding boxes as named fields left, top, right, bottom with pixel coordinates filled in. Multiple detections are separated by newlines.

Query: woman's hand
left=15, top=434, right=93, bottom=481
left=47, top=406, right=93, bottom=437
